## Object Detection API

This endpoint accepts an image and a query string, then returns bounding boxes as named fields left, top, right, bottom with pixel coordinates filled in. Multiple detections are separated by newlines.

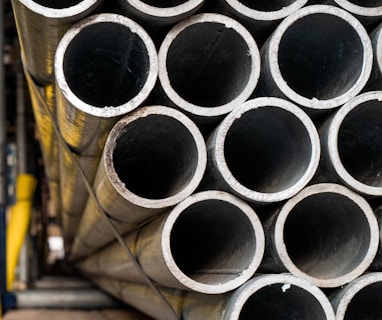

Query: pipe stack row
left=10, top=0, right=382, bottom=319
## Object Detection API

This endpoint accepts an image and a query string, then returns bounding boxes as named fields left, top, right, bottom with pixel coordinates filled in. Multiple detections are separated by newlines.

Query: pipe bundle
left=10, top=0, right=382, bottom=319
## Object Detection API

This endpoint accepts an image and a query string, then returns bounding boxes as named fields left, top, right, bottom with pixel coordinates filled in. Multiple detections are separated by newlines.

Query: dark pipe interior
left=113, top=114, right=199, bottom=199
left=349, top=0, right=382, bottom=7
left=224, top=106, right=312, bottom=193
left=239, top=0, right=300, bottom=12
left=170, top=199, right=256, bottom=284
left=140, top=0, right=189, bottom=7
left=283, top=193, right=371, bottom=279
left=34, top=0, right=84, bottom=8
left=64, top=22, right=150, bottom=107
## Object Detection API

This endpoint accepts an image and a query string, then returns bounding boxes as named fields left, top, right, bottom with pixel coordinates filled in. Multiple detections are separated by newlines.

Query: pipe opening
left=277, top=13, right=364, bottom=100
left=113, top=114, right=199, bottom=199
left=337, top=100, right=382, bottom=188
left=343, top=0, right=382, bottom=7
left=343, top=282, right=382, bottom=320
left=63, top=22, right=150, bottom=107
left=33, top=0, right=82, bottom=8
left=166, top=22, right=253, bottom=107
left=236, top=0, right=300, bottom=12
left=239, top=283, right=326, bottom=319
left=224, top=106, right=312, bottom=193
left=283, top=193, right=371, bottom=280
left=170, top=199, right=256, bottom=284
left=139, top=0, right=189, bottom=7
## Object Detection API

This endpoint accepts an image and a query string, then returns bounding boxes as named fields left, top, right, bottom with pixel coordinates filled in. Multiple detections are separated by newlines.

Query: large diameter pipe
left=11, top=0, right=102, bottom=84
left=201, top=97, right=320, bottom=205
left=261, top=183, right=379, bottom=288
left=255, top=5, right=372, bottom=113
left=55, top=13, right=158, bottom=156
left=365, top=23, right=382, bottom=91
left=330, top=272, right=382, bottom=320
left=317, top=91, right=382, bottom=197
left=91, top=274, right=335, bottom=320
left=78, top=191, right=265, bottom=294
left=157, top=13, right=260, bottom=126
left=70, top=105, right=206, bottom=258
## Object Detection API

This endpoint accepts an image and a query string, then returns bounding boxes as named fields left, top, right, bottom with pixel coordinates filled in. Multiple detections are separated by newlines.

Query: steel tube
left=91, top=274, right=335, bottom=320
left=330, top=272, right=382, bottom=320
left=79, top=191, right=264, bottom=294
left=55, top=13, right=158, bottom=156
left=365, top=23, right=382, bottom=91
left=201, top=97, right=320, bottom=204
left=261, top=183, right=379, bottom=288
left=70, top=105, right=206, bottom=258
left=11, top=0, right=102, bottom=84
left=317, top=91, right=382, bottom=197
left=157, top=13, right=260, bottom=125
left=255, top=5, right=372, bottom=112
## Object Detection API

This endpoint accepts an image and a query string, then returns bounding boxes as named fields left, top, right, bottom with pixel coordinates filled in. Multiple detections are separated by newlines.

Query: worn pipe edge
left=11, top=0, right=101, bottom=84
left=266, top=183, right=379, bottom=288
left=158, top=13, right=260, bottom=119
left=331, top=0, right=382, bottom=20
left=365, top=23, right=382, bottom=90
left=258, top=5, right=373, bottom=111
left=79, top=191, right=265, bottom=294
left=204, top=97, right=320, bottom=204
left=55, top=13, right=158, bottom=155
left=96, top=105, right=207, bottom=222
left=92, top=274, right=335, bottom=320
left=330, top=272, right=382, bottom=320
left=322, top=91, right=382, bottom=197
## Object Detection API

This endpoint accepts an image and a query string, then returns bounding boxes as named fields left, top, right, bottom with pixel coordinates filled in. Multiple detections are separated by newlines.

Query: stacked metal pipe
left=10, top=0, right=382, bottom=318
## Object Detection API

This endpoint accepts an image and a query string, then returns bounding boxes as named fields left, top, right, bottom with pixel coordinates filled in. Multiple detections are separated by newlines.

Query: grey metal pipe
left=91, top=274, right=335, bottom=320
left=157, top=13, right=260, bottom=125
left=330, top=272, right=382, bottom=320
left=261, top=183, right=379, bottom=288
left=78, top=191, right=265, bottom=294
left=255, top=5, right=373, bottom=113
left=70, top=105, right=206, bottom=258
left=11, top=0, right=102, bottom=84
left=201, top=97, right=320, bottom=205
left=365, top=22, right=382, bottom=91
left=317, top=91, right=382, bottom=197
left=55, top=13, right=158, bottom=156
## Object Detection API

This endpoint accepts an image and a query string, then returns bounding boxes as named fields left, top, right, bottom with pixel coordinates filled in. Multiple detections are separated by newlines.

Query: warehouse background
left=1, top=0, right=382, bottom=319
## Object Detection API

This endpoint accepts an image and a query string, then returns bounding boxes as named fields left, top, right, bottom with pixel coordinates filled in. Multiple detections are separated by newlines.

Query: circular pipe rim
left=126, top=0, right=205, bottom=18
left=214, top=97, right=320, bottom=203
left=268, top=5, right=373, bottom=110
left=161, top=190, right=265, bottom=294
left=333, top=0, right=382, bottom=17
left=224, top=0, right=308, bottom=21
left=274, top=183, right=379, bottom=288
left=328, top=91, right=382, bottom=196
left=104, top=105, right=207, bottom=209
left=225, top=273, right=335, bottom=320
left=158, top=13, right=260, bottom=117
left=17, top=0, right=99, bottom=18
left=55, top=13, right=158, bottom=118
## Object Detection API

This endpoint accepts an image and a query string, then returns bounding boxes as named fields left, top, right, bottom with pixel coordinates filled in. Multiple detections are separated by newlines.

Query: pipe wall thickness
left=261, top=183, right=379, bottom=288
left=78, top=191, right=265, bottom=294
left=91, top=274, right=335, bottom=320
left=55, top=13, right=158, bottom=156
left=157, top=13, right=260, bottom=126
left=317, top=91, right=382, bottom=197
left=255, top=5, right=372, bottom=113
left=70, top=105, right=206, bottom=258
left=201, top=97, right=320, bottom=204
left=11, top=0, right=102, bottom=84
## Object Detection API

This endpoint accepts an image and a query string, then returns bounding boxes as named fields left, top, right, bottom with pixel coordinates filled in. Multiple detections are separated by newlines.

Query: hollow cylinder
left=70, top=105, right=206, bottom=258
left=261, top=183, right=379, bottom=288
left=365, top=23, right=382, bottom=91
left=91, top=274, right=335, bottom=320
left=157, top=13, right=260, bottom=125
left=317, top=91, right=382, bottom=197
left=78, top=191, right=265, bottom=294
left=11, top=0, right=102, bottom=84
left=330, top=272, right=382, bottom=320
left=255, top=5, right=372, bottom=113
left=201, top=97, right=320, bottom=205
left=55, top=13, right=158, bottom=156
